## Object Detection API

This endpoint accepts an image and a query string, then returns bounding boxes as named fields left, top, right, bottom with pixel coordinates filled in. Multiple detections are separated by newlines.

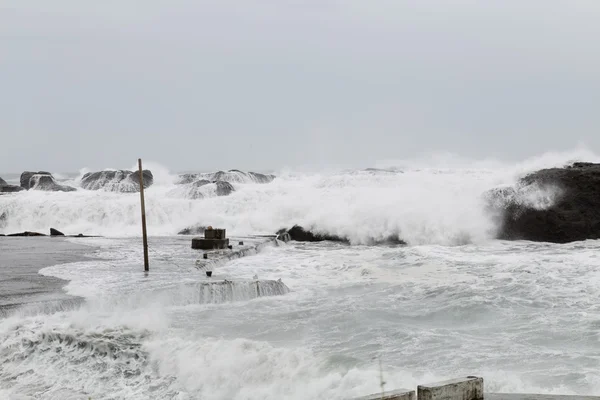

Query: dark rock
left=488, top=162, right=600, bottom=243
left=33, top=175, right=76, bottom=192
left=227, top=170, right=275, bottom=184
left=50, top=228, right=65, bottom=236
left=0, top=177, right=25, bottom=193
left=64, top=233, right=100, bottom=238
left=276, top=231, right=291, bottom=242
left=178, top=225, right=206, bottom=235
left=7, top=231, right=46, bottom=237
left=177, top=174, right=198, bottom=185
left=192, top=179, right=211, bottom=188
left=277, top=226, right=407, bottom=245
left=179, top=180, right=234, bottom=199
left=20, top=171, right=51, bottom=189
left=0, top=211, right=7, bottom=229
left=80, top=170, right=153, bottom=192
left=280, top=225, right=349, bottom=243
left=20, top=171, right=76, bottom=192
left=378, top=234, right=407, bottom=245
left=215, top=181, right=235, bottom=196
left=0, top=185, right=25, bottom=193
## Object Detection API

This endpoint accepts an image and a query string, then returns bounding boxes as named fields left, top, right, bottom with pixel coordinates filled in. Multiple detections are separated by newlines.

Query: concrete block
left=353, top=389, right=415, bottom=400
left=205, top=228, right=226, bottom=239
left=486, top=394, right=600, bottom=400
left=191, top=237, right=229, bottom=250
left=418, top=377, right=483, bottom=400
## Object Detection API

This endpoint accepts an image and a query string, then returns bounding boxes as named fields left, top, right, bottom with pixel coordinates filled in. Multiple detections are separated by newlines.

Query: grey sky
left=1, top=1, right=599, bottom=173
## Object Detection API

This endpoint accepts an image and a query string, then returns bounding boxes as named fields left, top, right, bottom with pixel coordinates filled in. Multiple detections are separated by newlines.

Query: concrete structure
left=486, top=395, right=600, bottom=400
left=352, top=377, right=600, bottom=400
left=354, top=389, right=415, bottom=400
left=191, top=227, right=229, bottom=250
left=194, top=235, right=280, bottom=271
left=418, top=377, right=483, bottom=400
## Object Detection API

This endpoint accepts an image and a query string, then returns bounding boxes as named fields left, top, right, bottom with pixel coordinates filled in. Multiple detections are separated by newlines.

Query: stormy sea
left=1, top=150, right=600, bottom=400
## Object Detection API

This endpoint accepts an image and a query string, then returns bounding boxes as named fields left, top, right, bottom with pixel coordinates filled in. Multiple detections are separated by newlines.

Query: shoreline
left=0, top=236, right=98, bottom=318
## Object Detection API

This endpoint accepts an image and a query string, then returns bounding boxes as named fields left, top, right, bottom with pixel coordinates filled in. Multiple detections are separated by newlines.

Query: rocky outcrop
left=177, top=174, right=200, bottom=185
left=32, top=175, right=76, bottom=192
left=376, top=234, right=407, bottom=245
left=0, top=177, right=24, bottom=193
left=178, top=225, right=206, bottom=235
left=7, top=231, right=46, bottom=237
left=176, top=170, right=275, bottom=185
left=0, top=211, right=7, bottom=229
left=488, top=162, right=600, bottom=243
left=3, top=229, right=100, bottom=238
left=277, top=226, right=349, bottom=243
left=80, top=170, right=153, bottom=192
left=215, top=181, right=235, bottom=196
left=20, top=172, right=76, bottom=192
left=177, top=180, right=235, bottom=199
left=20, top=171, right=51, bottom=189
left=50, top=228, right=65, bottom=236
left=276, top=226, right=407, bottom=245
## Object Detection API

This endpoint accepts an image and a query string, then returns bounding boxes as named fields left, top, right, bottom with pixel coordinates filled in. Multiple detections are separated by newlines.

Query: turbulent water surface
left=2, top=153, right=600, bottom=399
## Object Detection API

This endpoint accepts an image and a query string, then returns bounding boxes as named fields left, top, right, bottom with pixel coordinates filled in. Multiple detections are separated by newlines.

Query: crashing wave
left=168, top=180, right=235, bottom=199
left=157, top=279, right=291, bottom=305
left=176, top=170, right=275, bottom=185
left=27, top=173, right=76, bottom=192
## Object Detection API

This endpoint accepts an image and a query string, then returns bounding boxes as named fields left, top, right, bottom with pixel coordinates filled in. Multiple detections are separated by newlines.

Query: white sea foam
left=3, top=149, right=600, bottom=399
left=3, top=149, right=598, bottom=245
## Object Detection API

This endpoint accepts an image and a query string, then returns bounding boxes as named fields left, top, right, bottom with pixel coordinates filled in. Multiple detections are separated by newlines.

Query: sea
left=1, top=150, right=600, bottom=400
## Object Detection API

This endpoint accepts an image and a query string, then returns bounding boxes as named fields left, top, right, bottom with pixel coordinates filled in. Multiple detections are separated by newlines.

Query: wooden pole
left=138, top=158, right=149, bottom=272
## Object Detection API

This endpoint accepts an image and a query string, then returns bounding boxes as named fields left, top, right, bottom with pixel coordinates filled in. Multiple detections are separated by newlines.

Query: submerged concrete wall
left=354, top=389, right=415, bottom=400
left=418, top=377, right=483, bottom=400
left=352, top=377, right=600, bottom=400
left=353, top=376, right=483, bottom=400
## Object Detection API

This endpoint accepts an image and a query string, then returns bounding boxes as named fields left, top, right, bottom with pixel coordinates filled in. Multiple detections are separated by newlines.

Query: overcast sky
left=1, top=1, right=599, bottom=173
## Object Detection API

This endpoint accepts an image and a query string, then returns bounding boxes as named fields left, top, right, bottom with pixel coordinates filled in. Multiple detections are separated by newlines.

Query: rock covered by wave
left=80, top=170, right=153, bottom=192
left=0, top=177, right=24, bottom=193
left=176, top=170, right=275, bottom=185
left=172, top=180, right=235, bottom=200
left=488, top=162, right=600, bottom=243
left=170, top=169, right=273, bottom=200
left=20, top=171, right=76, bottom=192
left=276, top=225, right=407, bottom=245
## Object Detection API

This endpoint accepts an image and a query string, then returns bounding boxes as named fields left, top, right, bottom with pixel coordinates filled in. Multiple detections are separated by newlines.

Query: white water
left=2, top=149, right=600, bottom=399
left=2, top=149, right=598, bottom=245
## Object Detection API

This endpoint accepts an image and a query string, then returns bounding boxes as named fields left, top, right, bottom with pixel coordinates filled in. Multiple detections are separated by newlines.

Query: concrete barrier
left=353, top=389, right=415, bottom=400
left=354, top=377, right=483, bottom=400
left=418, top=377, right=483, bottom=400
left=353, top=377, right=600, bottom=400
left=194, top=235, right=279, bottom=270
left=486, top=395, right=600, bottom=400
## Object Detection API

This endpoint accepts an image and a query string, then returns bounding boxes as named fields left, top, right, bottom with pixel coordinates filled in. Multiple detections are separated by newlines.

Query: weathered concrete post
left=417, top=377, right=483, bottom=400
left=191, top=227, right=230, bottom=250
left=138, top=158, right=149, bottom=272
